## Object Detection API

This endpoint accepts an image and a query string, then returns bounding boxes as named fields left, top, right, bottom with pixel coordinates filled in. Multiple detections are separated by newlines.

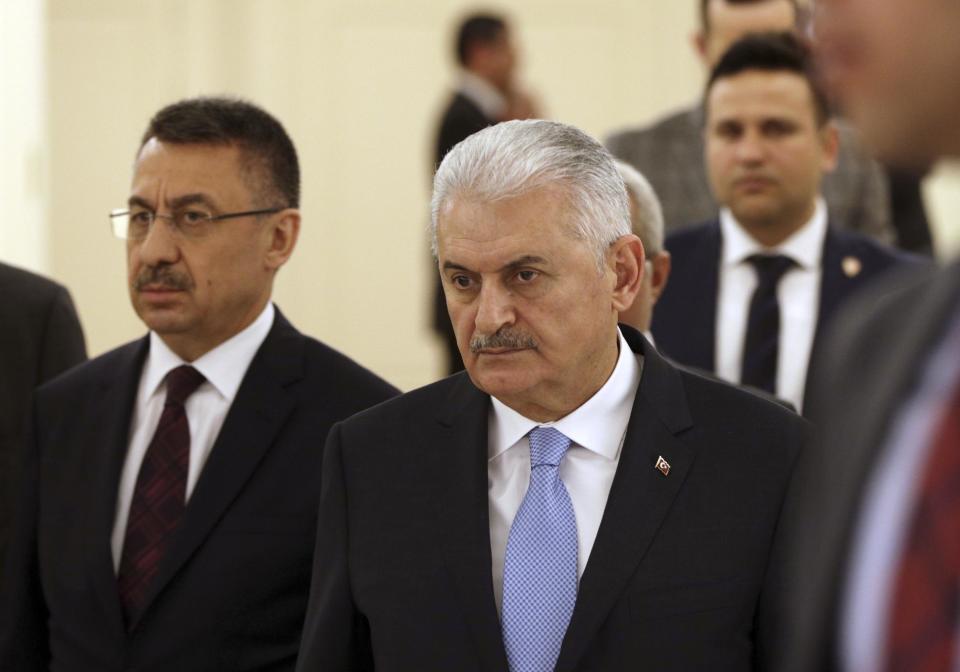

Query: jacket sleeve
left=295, top=422, right=373, bottom=671
left=0, top=399, right=51, bottom=671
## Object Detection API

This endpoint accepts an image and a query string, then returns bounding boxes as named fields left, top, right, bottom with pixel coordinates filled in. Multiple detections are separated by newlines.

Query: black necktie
left=740, top=254, right=795, bottom=394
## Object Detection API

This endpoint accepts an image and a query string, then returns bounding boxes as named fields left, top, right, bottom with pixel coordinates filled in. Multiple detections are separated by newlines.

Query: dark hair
left=455, top=13, right=507, bottom=66
left=140, top=97, right=300, bottom=208
left=699, top=0, right=799, bottom=35
left=705, top=31, right=830, bottom=125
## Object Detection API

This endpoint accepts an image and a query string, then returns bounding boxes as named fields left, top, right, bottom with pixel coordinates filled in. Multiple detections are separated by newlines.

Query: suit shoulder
left=0, top=262, right=70, bottom=308
left=832, top=227, right=928, bottom=269
left=664, top=220, right=717, bottom=252
left=605, top=108, right=697, bottom=158
left=35, top=340, right=142, bottom=400
left=335, top=373, right=465, bottom=431
left=298, top=335, right=400, bottom=402
left=676, top=365, right=808, bottom=438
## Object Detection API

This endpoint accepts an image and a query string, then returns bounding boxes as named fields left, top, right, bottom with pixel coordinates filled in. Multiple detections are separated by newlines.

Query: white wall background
left=3, top=0, right=957, bottom=390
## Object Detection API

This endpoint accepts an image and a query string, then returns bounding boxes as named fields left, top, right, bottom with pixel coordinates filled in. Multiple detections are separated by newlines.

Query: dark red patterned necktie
left=885, top=381, right=960, bottom=671
left=117, top=365, right=205, bottom=626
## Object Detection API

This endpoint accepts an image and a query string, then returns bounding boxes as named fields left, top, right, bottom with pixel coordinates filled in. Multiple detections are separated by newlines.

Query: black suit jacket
left=0, top=309, right=398, bottom=672
left=772, top=261, right=951, bottom=672
left=432, top=92, right=496, bottom=374
left=0, top=262, right=86, bottom=578
left=296, top=325, right=807, bottom=671
left=651, top=219, right=920, bottom=402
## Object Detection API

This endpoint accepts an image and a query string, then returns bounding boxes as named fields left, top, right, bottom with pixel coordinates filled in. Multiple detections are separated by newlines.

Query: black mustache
left=470, top=329, right=537, bottom=353
left=134, top=267, right=193, bottom=292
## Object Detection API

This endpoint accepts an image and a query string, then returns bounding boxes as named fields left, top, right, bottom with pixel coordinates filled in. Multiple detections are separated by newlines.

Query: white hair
left=614, top=160, right=665, bottom=256
left=430, top=119, right=632, bottom=268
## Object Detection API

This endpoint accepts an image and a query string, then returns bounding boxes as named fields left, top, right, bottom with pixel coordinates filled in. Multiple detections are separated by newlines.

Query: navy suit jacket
left=651, top=219, right=921, bottom=399
left=0, top=309, right=398, bottom=672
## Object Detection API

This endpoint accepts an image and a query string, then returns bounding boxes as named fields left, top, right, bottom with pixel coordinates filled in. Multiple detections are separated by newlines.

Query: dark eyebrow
left=441, top=255, right=548, bottom=274
left=126, top=193, right=219, bottom=211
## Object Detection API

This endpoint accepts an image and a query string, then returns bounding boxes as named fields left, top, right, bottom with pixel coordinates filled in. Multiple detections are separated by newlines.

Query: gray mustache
left=134, top=267, right=193, bottom=292
left=470, top=329, right=537, bottom=353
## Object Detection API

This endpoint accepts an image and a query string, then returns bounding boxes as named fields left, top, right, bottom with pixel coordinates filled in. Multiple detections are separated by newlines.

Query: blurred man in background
left=614, top=160, right=671, bottom=339
left=776, top=0, right=960, bottom=669
left=0, top=262, right=86, bottom=580
left=606, top=0, right=896, bottom=247
left=432, top=12, right=540, bottom=375
left=651, top=32, right=917, bottom=413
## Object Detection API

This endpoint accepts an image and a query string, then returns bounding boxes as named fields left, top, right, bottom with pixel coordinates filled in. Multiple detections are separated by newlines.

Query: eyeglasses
left=109, top=206, right=284, bottom=240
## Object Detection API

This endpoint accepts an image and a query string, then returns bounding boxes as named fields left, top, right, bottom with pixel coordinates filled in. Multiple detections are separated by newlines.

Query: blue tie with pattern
left=502, top=426, right=578, bottom=672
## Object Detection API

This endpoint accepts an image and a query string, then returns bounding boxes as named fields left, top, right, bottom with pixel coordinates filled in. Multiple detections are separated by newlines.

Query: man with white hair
left=614, top=160, right=672, bottom=338
left=295, top=119, right=805, bottom=671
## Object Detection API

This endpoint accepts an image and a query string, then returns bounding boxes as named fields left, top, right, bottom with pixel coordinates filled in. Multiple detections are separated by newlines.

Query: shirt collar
left=720, top=197, right=828, bottom=271
left=488, top=328, right=642, bottom=462
left=141, top=302, right=275, bottom=403
left=458, top=70, right=507, bottom=120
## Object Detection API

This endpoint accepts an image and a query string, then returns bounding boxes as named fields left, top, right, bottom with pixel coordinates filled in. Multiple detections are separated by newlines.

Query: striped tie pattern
left=885, top=382, right=960, bottom=672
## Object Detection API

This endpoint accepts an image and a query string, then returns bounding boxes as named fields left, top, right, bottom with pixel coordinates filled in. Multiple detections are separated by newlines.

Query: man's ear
left=609, top=234, right=645, bottom=313
left=693, top=30, right=710, bottom=66
left=265, top=209, right=301, bottom=271
left=820, top=121, right=841, bottom=174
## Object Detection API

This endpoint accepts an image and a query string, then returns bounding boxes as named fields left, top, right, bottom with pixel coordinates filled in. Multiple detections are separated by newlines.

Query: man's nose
left=474, top=282, right=516, bottom=336
left=135, top=215, right=180, bottom=266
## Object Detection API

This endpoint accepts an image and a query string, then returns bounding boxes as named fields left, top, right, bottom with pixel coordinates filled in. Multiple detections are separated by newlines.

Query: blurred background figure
left=651, top=32, right=920, bottom=413
left=0, top=262, right=85, bottom=579
left=605, top=0, right=898, bottom=248
left=432, top=11, right=541, bottom=375
left=776, top=0, right=960, bottom=669
left=614, top=160, right=671, bottom=339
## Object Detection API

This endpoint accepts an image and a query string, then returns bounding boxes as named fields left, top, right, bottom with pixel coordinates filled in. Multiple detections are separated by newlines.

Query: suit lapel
left=85, top=339, right=148, bottom=639
left=556, top=330, right=695, bottom=672
left=816, top=225, right=853, bottom=345
left=128, top=312, right=304, bottom=630
left=677, top=222, right=720, bottom=371
left=422, top=374, right=510, bottom=671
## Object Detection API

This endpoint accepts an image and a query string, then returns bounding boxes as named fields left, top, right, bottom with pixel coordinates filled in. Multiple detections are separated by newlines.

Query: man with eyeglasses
left=0, top=96, right=397, bottom=672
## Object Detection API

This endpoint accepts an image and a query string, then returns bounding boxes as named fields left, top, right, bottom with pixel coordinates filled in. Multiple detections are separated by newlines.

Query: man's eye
left=179, top=210, right=210, bottom=226
left=130, top=210, right=153, bottom=224
left=451, top=275, right=473, bottom=289
left=516, top=270, right=538, bottom=282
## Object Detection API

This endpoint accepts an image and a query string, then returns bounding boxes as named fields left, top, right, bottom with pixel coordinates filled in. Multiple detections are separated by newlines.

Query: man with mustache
left=651, top=32, right=917, bottom=413
left=296, top=118, right=807, bottom=671
left=0, top=97, right=397, bottom=671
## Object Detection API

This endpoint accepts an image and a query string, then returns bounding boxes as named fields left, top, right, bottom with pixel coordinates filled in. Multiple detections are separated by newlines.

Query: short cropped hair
left=431, top=119, right=631, bottom=269
left=455, top=14, right=508, bottom=66
left=615, top=161, right=664, bottom=258
left=699, top=0, right=799, bottom=35
left=705, top=31, right=831, bottom=126
left=140, top=96, right=300, bottom=208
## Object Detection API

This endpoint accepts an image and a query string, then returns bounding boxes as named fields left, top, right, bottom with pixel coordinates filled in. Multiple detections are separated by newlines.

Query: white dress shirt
left=841, top=310, right=960, bottom=672
left=458, top=70, right=507, bottom=121
left=110, top=302, right=275, bottom=569
left=487, top=329, right=642, bottom=613
left=716, top=198, right=827, bottom=411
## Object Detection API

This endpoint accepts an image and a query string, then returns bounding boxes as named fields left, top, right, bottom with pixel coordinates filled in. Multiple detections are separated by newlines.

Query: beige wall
left=37, top=0, right=703, bottom=391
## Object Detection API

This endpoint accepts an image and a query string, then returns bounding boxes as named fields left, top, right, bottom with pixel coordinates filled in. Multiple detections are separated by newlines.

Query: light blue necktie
left=502, top=426, right=578, bottom=672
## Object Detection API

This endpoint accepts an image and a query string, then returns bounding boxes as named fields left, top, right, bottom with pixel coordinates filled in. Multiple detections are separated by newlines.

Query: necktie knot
left=164, top=365, right=205, bottom=406
left=747, top=253, right=796, bottom=286
left=528, top=426, right=571, bottom=468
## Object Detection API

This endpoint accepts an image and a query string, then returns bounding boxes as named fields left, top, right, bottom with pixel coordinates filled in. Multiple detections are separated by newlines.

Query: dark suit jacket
left=0, top=309, right=398, bottom=672
left=651, top=219, right=921, bottom=405
left=296, top=325, right=807, bottom=671
left=432, top=92, right=496, bottom=374
left=0, top=262, right=86, bottom=578
left=772, top=261, right=951, bottom=672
